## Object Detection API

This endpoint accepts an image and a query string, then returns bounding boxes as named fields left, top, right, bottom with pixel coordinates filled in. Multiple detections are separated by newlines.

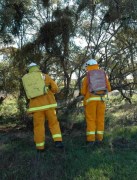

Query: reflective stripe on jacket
left=28, top=74, right=59, bottom=113
left=86, top=97, right=105, bottom=103
left=27, top=103, right=57, bottom=113
left=81, top=65, right=111, bottom=106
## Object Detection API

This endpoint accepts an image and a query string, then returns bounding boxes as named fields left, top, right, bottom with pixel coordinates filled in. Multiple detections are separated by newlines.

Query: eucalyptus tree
left=73, top=0, right=137, bottom=102
left=1, top=0, right=137, bottom=118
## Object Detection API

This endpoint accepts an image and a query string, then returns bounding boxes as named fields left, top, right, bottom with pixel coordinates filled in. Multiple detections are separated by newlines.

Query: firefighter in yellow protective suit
left=81, top=59, right=111, bottom=146
left=26, top=63, right=63, bottom=152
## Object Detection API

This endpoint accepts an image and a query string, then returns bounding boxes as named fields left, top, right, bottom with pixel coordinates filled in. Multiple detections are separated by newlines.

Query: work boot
left=86, top=141, right=95, bottom=147
left=37, top=149, right=45, bottom=153
left=55, top=141, right=64, bottom=149
left=95, top=141, right=103, bottom=147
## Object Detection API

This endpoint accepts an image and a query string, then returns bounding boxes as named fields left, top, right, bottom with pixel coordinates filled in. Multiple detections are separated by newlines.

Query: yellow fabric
left=22, top=71, right=46, bottom=99
left=36, top=142, right=45, bottom=148
left=27, top=69, right=62, bottom=150
left=86, top=97, right=105, bottom=103
left=28, top=73, right=59, bottom=113
left=86, top=64, right=99, bottom=71
left=52, top=134, right=62, bottom=139
left=33, top=109, right=62, bottom=150
left=36, top=142, right=45, bottom=147
left=27, top=103, right=57, bottom=113
left=28, top=66, right=40, bottom=72
left=86, top=131, right=95, bottom=135
left=81, top=64, right=111, bottom=142
left=85, top=100, right=105, bottom=141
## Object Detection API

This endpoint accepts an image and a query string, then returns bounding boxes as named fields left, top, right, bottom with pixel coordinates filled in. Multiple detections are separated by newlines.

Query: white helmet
left=28, top=62, right=37, bottom=68
left=85, top=59, right=97, bottom=66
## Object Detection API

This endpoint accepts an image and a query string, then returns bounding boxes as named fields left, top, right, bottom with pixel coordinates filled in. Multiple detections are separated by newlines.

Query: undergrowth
left=0, top=94, right=137, bottom=179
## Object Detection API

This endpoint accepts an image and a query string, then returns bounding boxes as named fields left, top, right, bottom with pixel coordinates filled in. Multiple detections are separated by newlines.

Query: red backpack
left=87, top=69, right=108, bottom=95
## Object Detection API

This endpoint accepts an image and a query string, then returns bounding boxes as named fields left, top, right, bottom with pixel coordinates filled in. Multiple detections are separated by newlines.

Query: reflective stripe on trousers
left=28, top=103, right=57, bottom=112
left=36, top=142, right=45, bottom=147
left=86, top=131, right=95, bottom=135
left=86, top=131, right=104, bottom=135
left=52, top=134, right=62, bottom=139
left=97, top=131, right=104, bottom=134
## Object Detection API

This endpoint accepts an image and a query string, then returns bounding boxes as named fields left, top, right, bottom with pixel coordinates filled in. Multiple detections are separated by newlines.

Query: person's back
left=87, top=69, right=107, bottom=95
left=81, top=59, right=111, bottom=146
left=22, top=70, right=46, bottom=99
left=22, top=62, right=64, bottom=152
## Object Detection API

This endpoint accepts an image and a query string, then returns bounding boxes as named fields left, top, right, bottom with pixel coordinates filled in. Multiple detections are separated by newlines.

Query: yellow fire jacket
left=81, top=65, right=111, bottom=105
left=27, top=74, right=59, bottom=113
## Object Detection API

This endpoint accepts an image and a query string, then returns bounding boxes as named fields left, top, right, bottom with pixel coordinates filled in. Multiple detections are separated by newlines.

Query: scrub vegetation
left=0, top=94, right=137, bottom=180
left=1, top=0, right=137, bottom=179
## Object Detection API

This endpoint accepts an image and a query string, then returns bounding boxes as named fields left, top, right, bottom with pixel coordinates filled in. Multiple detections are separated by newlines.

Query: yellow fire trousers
left=85, top=100, right=106, bottom=142
left=33, top=109, right=62, bottom=150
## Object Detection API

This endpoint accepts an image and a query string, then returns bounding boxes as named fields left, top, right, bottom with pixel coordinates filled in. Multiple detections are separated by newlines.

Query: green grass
left=1, top=94, right=137, bottom=180
left=0, top=131, right=137, bottom=180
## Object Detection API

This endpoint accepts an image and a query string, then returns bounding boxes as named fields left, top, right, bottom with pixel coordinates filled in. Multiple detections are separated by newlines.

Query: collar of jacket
left=86, top=64, right=99, bottom=71
left=29, top=66, right=41, bottom=73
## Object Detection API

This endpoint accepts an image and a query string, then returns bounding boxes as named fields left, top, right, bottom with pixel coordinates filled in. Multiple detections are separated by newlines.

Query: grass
left=0, top=130, right=137, bottom=180
left=0, top=94, right=137, bottom=180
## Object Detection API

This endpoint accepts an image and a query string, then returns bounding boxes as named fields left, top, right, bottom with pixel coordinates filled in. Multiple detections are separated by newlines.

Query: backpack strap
left=41, top=74, right=47, bottom=94
left=92, top=90, right=107, bottom=96
left=92, top=90, right=107, bottom=101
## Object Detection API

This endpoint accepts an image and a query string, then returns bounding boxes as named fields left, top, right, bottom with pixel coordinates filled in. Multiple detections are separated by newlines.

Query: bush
left=0, top=95, right=19, bottom=124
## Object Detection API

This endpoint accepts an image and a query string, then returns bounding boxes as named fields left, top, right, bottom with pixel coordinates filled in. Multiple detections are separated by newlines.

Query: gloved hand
left=77, top=95, right=84, bottom=101
left=44, top=86, right=50, bottom=93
